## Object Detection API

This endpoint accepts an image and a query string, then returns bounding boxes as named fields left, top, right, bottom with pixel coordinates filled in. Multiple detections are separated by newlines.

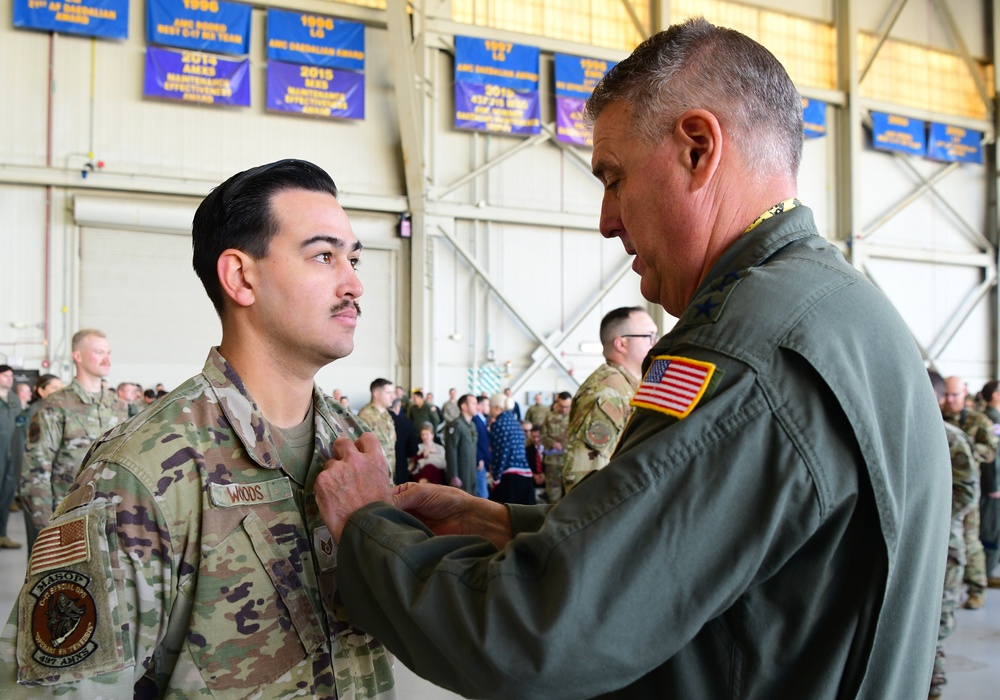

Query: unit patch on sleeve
left=29, top=516, right=90, bottom=577
left=631, top=355, right=716, bottom=419
left=28, top=570, right=99, bottom=668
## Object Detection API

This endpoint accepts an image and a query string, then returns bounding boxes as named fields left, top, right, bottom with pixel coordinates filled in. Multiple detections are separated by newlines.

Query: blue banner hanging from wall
left=147, top=0, right=251, bottom=55
left=13, top=0, right=129, bottom=39
left=454, top=35, right=540, bottom=136
left=266, top=60, right=364, bottom=120
left=871, top=111, right=926, bottom=156
left=266, top=9, right=365, bottom=71
left=144, top=45, right=250, bottom=107
left=554, top=53, right=615, bottom=146
left=802, top=98, right=827, bottom=139
left=927, top=123, right=983, bottom=164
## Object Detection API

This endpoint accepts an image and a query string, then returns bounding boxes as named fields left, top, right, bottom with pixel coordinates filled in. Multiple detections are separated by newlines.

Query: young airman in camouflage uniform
left=942, top=375, right=998, bottom=609
left=0, top=160, right=395, bottom=698
left=358, top=378, right=396, bottom=470
left=562, top=307, right=656, bottom=492
left=524, top=394, right=549, bottom=432
left=21, top=330, right=127, bottom=544
left=539, top=392, right=571, bottom=503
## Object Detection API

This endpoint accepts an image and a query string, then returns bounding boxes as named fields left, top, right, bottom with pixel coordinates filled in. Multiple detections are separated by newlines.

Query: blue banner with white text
left=147, top=0, right=251, bottom=55
left=454, top=35, right=540, bottom=136
left=266, top=9, right=365, bottom=71
left=871, top=111, right=925, bottom=156
left=927, top=123, right=982, bottom=164
left=13, top=0, right=129, bottom=39
left=144, top=45, right=250, bottom=106
left=266, top=60, right=364, bottom=120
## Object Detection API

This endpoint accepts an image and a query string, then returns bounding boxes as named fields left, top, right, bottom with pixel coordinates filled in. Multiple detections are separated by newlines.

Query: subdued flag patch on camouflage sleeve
left=631, top=355, right=717, bottom=419
left=29, top=517, right=90, bottom=576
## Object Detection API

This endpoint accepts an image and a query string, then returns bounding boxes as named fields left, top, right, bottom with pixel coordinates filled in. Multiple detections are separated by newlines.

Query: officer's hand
left=316, top=433, right=392, bottom=543
left=392, top=482, right=512, bottom=549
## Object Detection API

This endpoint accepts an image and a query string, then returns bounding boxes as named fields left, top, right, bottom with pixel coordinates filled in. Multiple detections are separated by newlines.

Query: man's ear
left=675, top=109, right=723, bottom=188
left=217, top=249, right=257, bottom=309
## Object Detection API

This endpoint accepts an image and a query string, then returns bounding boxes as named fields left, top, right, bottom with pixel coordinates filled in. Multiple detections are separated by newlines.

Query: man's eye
left=315, top=253, right=332, bottom=263
left=350, top=258, right=361, bottom=270
left=605, top=179, right=619, bottom=192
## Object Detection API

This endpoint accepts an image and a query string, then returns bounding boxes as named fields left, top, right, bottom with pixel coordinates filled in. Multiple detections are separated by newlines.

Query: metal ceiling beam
left=436, top=224, right=579, bottom=384
left=928, top=0, right=992, bottom=119
left=927, top=272, right=998, bottom=358
left=619, top=0, right=651, bottom=40
left=860, top=162, right=961, bottom=241
left=858, top=0, right=910, bottom=83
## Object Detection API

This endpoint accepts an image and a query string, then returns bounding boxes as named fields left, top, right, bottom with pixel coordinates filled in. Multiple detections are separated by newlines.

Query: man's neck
left=0, top=388, right=8, bottom=401
left=75, top=372, right=102, bottom=393
left=219, top=329, right=317, bottom=430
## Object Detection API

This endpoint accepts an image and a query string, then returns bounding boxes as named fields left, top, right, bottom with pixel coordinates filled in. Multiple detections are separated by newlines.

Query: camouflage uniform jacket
left=945, top=408, right=998, bottom=474
left=539, top=410, right=569, bottom=466
left=945, top=421, right=979, bottom=558
left=21, top=379, right=127, bottom=531
left=562, top=361, right=640, bottom=491
left=524, top=404, right=549, bottom=431
left=358, top=403, right=396, bottom=469
left=0, top=349, right=395, bottom=699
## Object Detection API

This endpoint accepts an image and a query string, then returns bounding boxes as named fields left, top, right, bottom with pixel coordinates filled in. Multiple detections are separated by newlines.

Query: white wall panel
left=0, top=186, right=48, bottom=366
left=0, top=14, right=49, bottom=166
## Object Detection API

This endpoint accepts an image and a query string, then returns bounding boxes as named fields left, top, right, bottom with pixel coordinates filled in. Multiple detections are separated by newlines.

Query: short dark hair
left=412, top=391, right=424, bottom=399
left=144, top=388, right=157, bottom=400
left=928, top=370, right=946, bottom=400
left=192, top=159, right=339, bottom=316
left=556, top=391, right=572, bottom=401
left=600, top=306, right=645, bottom=346
left=370, top=378, right=393, bottom=393
left=458, top=393, right=473, bottom=409
left=982, top=380, right=999, bottom=403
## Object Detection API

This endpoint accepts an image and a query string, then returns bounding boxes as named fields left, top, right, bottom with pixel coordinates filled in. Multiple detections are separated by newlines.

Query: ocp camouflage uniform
left=524, top=403, right=549, bottom=431
left=933, top=422, right=980, bottom=694
left=21, top=380, right=127, bottom=534
left=0, top=349, right=395, bottom=699
left=562, top=361, right=639, bottom=493
left=945, top=407, right=997, bottom=596
left=358, top=403, right=396, bottom=471
left=539, top=409, right=569, bottom=503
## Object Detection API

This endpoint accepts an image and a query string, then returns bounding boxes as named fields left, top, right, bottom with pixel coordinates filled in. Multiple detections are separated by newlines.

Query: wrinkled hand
left=315, top=433, right=392, bottom=543
left=392, top=482, right=512, bottom=549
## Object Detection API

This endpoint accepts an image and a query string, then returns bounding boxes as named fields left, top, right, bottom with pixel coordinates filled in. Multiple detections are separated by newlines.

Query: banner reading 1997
left=554, top=53, right=615, bottom=146
left=266, top=9, right=365, bottom=70
left=147, top=0, right=251, bottom=55
left=13, top=0, right=129, bottom=39
left=454, top=35, right=540, bottom=136
left=144, top=45, right=250, bottom=106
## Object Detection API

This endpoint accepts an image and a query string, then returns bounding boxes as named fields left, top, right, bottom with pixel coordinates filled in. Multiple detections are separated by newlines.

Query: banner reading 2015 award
left=454, top=36, right=540, bottom=136
left=266, top=60, right=364, bottom=119
left=554, top=53, right=615, bottom=146
left=147, top=0, right=251, bottom=55
left=13, top=0, right=129, bottom=39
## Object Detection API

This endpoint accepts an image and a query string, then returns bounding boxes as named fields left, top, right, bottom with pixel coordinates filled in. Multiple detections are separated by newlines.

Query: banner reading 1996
left=927, top=123, right=983, bottom=164
left=13, top=0, right=129, bottom=39
left=144, top=45, right=250, bottom=106
left=554, top=53, right=615, bottom=146
left=454, top=35, right=540, bottom=136
left=266, top=9, right=365, bottom=71
left=147, top=0, right=251, bottom=55
left=266, top=61, right=364, bottom=119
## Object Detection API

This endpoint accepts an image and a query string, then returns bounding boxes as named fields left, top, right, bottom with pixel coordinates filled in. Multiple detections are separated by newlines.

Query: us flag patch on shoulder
left=29, top=516, right=91, bottom=576
left=631, top=355, right=716, bottom=419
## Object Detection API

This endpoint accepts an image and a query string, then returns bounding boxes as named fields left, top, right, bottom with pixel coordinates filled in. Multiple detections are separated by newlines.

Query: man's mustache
left=331, top=300, right=361, bottom=317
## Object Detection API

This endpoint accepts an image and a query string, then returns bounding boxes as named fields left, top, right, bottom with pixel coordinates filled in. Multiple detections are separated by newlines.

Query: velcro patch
left=27, top=570, right=100, bottom=668
left=631, top=355, right=716, bottom=419
left=30, top=517, right=90, bottom=577
left=209, top=477, right=292, bottom=507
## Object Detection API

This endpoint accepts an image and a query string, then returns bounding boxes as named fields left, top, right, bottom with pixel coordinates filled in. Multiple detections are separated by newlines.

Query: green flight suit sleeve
left=337, top=354, right=843, bottom=700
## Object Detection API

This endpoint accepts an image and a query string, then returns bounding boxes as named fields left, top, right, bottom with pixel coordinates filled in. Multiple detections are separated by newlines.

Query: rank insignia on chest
left=631, top=356, right=716, bottom=419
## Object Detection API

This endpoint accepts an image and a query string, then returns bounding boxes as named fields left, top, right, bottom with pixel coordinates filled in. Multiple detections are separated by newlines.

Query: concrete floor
left=0, top=511, right=995, bottom=698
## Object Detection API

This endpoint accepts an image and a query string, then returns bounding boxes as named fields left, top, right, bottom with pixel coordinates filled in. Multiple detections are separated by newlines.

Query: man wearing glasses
left=562, top=307, right=657, bottom=492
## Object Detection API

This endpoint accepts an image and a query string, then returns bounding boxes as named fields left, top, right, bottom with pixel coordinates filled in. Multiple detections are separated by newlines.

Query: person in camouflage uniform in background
left=358, top=378, right=397, bottom=471
left=942, top=375, right=998, bottom=609
left=562, top=307, right=657, bottom=492
left=539, top=391, right=572, bottom=503
left=524, top=393, right=549, bottom=432
left=0, top=160, right=395, bottom=698
left=930, top=370, right=980, bottom=697
left=21, top=329, right=127, bottom=549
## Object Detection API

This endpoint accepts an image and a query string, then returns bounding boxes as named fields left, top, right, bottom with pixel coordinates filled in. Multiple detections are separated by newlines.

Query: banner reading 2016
left=454, top=36, right=540, bottom=136
left=554, top=53, right=615, bottom=146
left=147, top=0, right=251, bottom=55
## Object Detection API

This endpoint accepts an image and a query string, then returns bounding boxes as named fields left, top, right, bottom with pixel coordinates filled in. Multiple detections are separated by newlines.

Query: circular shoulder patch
left=585, top=419, right=614, bottom=448
left=29, top=570, right=99, bottom=668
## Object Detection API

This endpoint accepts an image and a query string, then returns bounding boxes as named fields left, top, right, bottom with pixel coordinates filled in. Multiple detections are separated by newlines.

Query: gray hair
left=585, top=17, right=803, bottom=179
